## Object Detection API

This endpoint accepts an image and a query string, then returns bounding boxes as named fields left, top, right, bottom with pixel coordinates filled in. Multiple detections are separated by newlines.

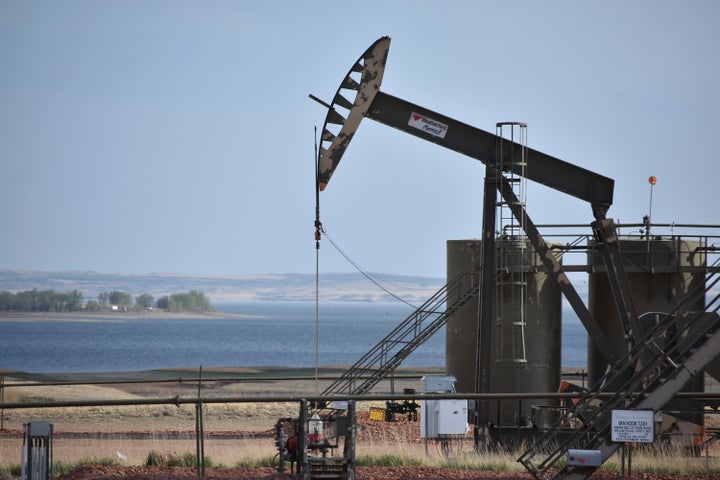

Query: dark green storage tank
left=446, top=238, right=562, bottom=427
left=587, top=237, right=707, bottom=384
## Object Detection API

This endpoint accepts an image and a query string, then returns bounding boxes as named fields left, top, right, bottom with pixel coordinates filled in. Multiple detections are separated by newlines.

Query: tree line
left=0, top=289, right=213, bottom=313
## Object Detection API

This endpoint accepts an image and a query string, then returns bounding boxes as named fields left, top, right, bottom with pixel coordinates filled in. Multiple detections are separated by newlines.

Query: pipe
left=2, top=391, right=718, bottom=410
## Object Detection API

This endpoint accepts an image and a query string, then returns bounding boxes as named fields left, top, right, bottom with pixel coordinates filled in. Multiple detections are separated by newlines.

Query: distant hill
left=0, top=270, right=445, bottom=303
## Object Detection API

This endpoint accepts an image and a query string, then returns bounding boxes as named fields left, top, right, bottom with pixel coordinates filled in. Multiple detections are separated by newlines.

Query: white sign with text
left=611, top=409, right=655, bottom=443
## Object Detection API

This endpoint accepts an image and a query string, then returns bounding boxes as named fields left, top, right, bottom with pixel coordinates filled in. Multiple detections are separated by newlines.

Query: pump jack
left=312, top=37, right=720, bottom=479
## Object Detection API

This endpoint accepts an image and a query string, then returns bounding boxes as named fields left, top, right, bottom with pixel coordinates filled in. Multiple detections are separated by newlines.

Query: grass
left=144, top=450, right=213, bottom=468
left=53, top=457, right=121, bottom=477
left=1, top=441, right=718, bottom=478
left=356, top=453, right=424, bottom=467
left=601, top=443, right=720, bottom=476
left=4, top=428, right=720, bottom=478
left=234, top=455, right=277, bottom=468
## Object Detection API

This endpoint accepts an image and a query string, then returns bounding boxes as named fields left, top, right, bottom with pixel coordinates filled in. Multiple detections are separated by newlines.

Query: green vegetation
left=356, top=453, right=424, bottom=467
left=156, top=290, right=212, bottom=313
left=0, top=288, right=82, bottom=312
left=0, top=288, right=213, bottom=313
left=234, top=456, right=277, bottom=468
left=53, top=457, right=121, bottom=477
left=0, top=465, right=15, bottom=480
left=441, top=455, right=514, bottom=472
left=145, top=450, right=213, bottom=468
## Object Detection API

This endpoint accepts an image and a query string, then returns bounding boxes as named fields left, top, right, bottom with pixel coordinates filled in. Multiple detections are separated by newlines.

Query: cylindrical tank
left=587, top=237, right=706, bottom=424
left=446, top=238, right=562, bottom=427
left=587, top=237, right=706, bottom=383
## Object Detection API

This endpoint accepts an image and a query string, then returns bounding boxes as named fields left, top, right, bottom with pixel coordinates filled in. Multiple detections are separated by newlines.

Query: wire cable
left=320, top=226, right=417, bottom=308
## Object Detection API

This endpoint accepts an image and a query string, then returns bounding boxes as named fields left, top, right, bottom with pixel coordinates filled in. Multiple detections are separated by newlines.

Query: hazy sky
left=1, top=1, right=718, bottom=279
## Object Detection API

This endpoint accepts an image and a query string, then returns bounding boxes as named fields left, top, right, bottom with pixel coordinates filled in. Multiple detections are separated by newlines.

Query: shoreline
left=0, top=310, right=257, bottom=323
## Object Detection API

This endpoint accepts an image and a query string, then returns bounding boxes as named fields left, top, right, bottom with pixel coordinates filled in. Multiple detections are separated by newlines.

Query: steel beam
left=474, top=164, right=498, bottom=449
left=495, top=172, right=617, bottom=363
left=366, top=91, right=614, bottom=209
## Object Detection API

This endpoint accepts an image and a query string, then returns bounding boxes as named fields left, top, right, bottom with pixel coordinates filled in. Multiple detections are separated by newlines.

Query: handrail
left=321, top=258, right=480, bottom=396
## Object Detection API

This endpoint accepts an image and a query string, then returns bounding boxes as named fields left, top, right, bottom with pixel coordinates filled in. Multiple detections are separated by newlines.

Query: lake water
left=0, top=301, right=587, bottom=373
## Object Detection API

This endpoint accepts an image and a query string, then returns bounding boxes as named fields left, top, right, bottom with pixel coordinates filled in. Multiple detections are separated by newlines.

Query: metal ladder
left=495, top=122, right=529, bottom=366
left=321, top=260, right=480, bottom=397
left=518, top=264, right=720, bottom=480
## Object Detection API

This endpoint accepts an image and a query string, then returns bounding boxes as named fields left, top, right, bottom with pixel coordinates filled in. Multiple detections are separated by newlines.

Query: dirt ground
left=55, top=464, right=715, bottom=480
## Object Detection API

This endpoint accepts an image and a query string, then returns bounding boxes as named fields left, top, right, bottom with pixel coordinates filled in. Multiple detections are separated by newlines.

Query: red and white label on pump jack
left=408, top=112, right=448, bottom=139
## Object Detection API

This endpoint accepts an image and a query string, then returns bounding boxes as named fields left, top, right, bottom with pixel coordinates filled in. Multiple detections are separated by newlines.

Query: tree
left=85, top=299, right=100, bottom=312
left=0, top=291, right=13, bottom=310
left=156, top=296, right=169, bottom=309
left=0, top=289, right=84, bottom=312
left=135, top=293, right=154, bottom=309
left=108, top=290, right=132, bottom=307
left=98, top=292, right=109, bottom=306
left=63, top=290, right=83, bottom=311
left=166, top=290, right=212, bottom=312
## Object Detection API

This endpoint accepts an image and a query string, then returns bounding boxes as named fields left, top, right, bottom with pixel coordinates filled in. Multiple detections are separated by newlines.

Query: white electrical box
left=420, top=399, right=468, bottom=439
left=421, top=375, right=456, bottom=393
left=567, top=449, right=603, bottom=467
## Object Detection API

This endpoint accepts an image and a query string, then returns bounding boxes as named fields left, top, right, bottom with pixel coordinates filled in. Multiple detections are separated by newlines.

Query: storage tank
left=587, top=237, right=706, bottom=384
left=446, top=238, right=562, bottom=427
left=587, top=237, right=706, bottom=425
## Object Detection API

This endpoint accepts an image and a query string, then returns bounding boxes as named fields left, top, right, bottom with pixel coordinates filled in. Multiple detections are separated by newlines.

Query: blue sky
left=1, top=1, right=718, bottom=279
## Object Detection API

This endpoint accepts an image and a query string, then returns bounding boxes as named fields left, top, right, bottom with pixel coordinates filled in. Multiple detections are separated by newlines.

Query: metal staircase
left=518, top=264, right=720, bottom=480
left=321, top=261, right=480, bottom=397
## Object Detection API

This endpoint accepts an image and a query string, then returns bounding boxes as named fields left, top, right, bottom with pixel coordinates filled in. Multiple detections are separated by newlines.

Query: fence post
left=195, top=366, right=205, bottom=477
left=1, top=375, right=4, bottom=431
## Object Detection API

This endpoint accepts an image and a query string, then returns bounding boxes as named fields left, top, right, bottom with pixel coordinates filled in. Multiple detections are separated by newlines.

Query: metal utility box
left=421, top=375, right=456, bottom=393
left=420, top=399, right=468, bottom=439
left=23, top=421, right=53, bottom=480
left=567, top=449, right=602, bottom=467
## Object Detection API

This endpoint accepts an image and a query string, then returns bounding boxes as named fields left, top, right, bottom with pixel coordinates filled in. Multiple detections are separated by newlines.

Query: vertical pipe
left=196, top=366, right=204, bottom=478
left=1, top=376, right=4, bottom=431
left=199, top=401, right=205, bottom=477
left=299, top=399, right=309, bottom=480
left=347, top=400, right=356, bottom=480
left=26, top=426, right=32, bottom=480
left=314, top=125, right=321, bottom=396
left=40, top=438, right=47, bottom=480
left=475, top=164, right=497, bottom=449
left=195, top=404, right=200, bottom=477
left=21, top=432, right=26, bottom=480
left=48, top=425, right=53, bottom=480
